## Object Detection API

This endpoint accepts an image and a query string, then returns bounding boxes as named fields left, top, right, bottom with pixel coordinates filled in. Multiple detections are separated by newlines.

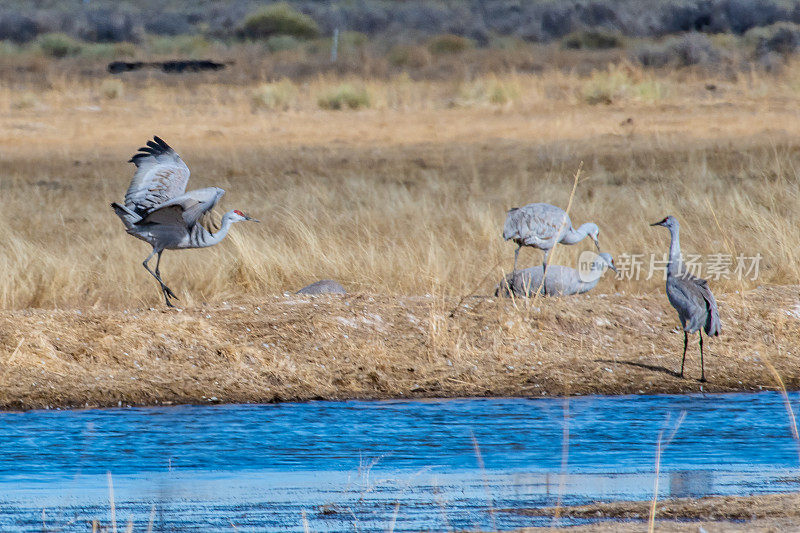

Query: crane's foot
left=161, top=284, right=178, bottom=300
left=699, top=377, right=707, bottom=383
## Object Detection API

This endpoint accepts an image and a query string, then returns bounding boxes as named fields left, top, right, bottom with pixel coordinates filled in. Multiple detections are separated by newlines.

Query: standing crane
left=503, top=203, right=600, bottom=274
left=495, top=252, right=617, bottom=297
left=651, top=216, right=721, bottom=382
left=111, top=136, right=258, bottom=307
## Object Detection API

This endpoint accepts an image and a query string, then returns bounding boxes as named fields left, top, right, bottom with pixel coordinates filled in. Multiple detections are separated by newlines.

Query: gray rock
left=296, top=279, right=347, bottom=295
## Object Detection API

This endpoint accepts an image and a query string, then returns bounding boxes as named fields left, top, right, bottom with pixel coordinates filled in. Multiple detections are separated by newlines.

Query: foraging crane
left=495, top=252, right=617, bottom=297
left=651, top=216, right=721, bottom=382
left=111, top=136, right=258, bottom=307
left=503, top=203, right=600, bottom=274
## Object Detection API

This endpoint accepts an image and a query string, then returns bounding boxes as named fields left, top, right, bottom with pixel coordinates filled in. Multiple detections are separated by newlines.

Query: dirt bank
left=509, top=491, right=800, bottom=532
left=0, top=285, right=798, bottom=409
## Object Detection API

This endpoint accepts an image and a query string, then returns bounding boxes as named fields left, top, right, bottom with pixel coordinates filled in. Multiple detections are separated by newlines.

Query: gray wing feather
left=667, top=272, right=721, bottom=335
left=137, top=187, right=224, bottom=228
left=503, top=203, right=570, bottom=249
left=125, top=136, right=191, bottom=216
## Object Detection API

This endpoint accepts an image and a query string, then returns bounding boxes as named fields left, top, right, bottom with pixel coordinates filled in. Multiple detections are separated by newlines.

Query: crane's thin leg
left=699, top=331, right=706, bottom=383
left=154, top=251, right=178, bottom=302
left=513, top=245, right=521, bottom=275
left=142, top=250, right=176, bottom=307
left=680, top=330, right=688, bottom=378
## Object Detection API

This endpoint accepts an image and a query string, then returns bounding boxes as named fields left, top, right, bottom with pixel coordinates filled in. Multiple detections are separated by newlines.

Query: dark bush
left=239, top=3, right=319, bottom=40
left=144, top=12, right=193, bottom=36
left=746, top=22, right=800, bottom=56
left=76, top=10, right=140, bottom=43
left=637, top=32, right=720, bottom=67
left=562, top=30, right=624, bottom=49
left=0, top=13, right=39, bottom=43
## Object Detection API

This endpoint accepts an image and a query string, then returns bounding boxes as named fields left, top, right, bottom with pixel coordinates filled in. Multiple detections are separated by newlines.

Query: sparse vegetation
left=428, top=34, right=474, bottom=55
left=317, top=83, right=370, bottom=109
left=251, top=79, right=296, bottom=110
left=562, top=30, right=624, bottom=50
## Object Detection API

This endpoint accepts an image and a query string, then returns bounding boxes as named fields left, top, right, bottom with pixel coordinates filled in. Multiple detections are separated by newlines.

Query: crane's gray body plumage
left=652, top=215, right=720, bottom=381
left=495, top=253, right=616, bottom=297
left=112, top=136, right=257, bottom=307
left=503, top=203, right=600, bottom=272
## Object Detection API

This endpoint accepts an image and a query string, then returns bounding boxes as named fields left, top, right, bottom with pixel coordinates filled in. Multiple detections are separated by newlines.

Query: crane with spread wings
left=111, top=136, right=258, bottom=307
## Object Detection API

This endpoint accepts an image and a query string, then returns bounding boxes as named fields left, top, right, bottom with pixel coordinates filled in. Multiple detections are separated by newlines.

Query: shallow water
left=2, top=392, right=799, bottom=531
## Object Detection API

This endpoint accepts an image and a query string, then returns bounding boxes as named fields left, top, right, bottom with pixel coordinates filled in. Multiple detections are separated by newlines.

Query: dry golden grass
left=0, top=285, right=796, bottom=409
left=2, top=63, right=800, bottom=308
left=2, top=62, right=800, bottom=405
left=512, top=492, right=800, bottom=532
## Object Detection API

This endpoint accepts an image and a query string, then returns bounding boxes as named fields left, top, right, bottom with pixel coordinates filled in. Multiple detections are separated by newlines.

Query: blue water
left=1, top=392, right=799, bottom=532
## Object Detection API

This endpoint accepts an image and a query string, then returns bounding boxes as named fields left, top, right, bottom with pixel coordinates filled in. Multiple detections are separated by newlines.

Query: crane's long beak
left=246, top=216, right=260, bottom=222
left=650, top=220, right=664, bottom=227
left=593, top=237, right=600, bottom=251
left=609, top=263, right=618, bottom=273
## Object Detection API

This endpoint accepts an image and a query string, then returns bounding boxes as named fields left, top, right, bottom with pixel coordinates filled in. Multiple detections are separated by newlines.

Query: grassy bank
left=0, top=286, right=797, bottom=409
left=512, top=492, right=800, bottom=531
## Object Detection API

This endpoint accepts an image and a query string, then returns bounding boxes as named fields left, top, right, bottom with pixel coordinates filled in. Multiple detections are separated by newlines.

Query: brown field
left=0, top=285, right=796, bottom=409
left=511, top=491, right=800, bottom=532
left=2, top=61, right=800, bottom=405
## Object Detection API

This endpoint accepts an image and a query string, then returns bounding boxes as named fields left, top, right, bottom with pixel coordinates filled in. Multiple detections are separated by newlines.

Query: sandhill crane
left=503, top=203, right=600, bottom=274
left=651, top=216, right=721, bottom=382
left=496, top=252, right=617, bottom=297
left=111, top=136, right=258, bottom=307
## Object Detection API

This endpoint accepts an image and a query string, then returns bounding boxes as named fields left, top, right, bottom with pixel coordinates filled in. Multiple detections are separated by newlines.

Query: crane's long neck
left=189, top=213, right=235, bottom=248
left=561, top=223, right=593, bottom=245
left=666, top=224, right=682, bottom=276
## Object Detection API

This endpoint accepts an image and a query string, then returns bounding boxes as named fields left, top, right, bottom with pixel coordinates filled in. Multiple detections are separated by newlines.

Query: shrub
left=11, top=92, right=38, bottom=110
left=387, top=44, right=431, bottom=68
left=251, top=80, right=296, bottom=110
left=239, top=3, right=319, bottom=40
left=317, top=84, right=370, bottom=110
left=562, top=30, right=624, bottom=50
left=457, top=78, right=521, bottom=106
left=100, top=78, right=124, bottom=99
left=36, top=33, right=84, bottom=58
left=80, top=41, right=136, bottom=59
left=265, top=35, right=300, bottom=52
left=428, top=33, right=473, bottom=54
left=636, top=33, right=720, bottom=68
left=0, top=14, right=39, bottom=43
left=745, top=22, right=800, bottom=56
left=582, top=65, right=634, bottom=105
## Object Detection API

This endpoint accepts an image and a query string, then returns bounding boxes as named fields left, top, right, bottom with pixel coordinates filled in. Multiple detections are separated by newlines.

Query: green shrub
left=240, top=3, right=319, bottom=40
left=36, top=33, right=83, bottom=58
left=562, top=30, right=624, bottom=50
left=265, top=35, right=300, bottom=52
left=317, top=84, right=370, bottom=110
left=456, top=78, right=521, bottom=106
left=80, top=41, right=136, bottom=60
left=251, top=80, right=296, bottom=110
left=428, top=34, right=474, bottom=55
left=387, top=44, right=431, bottom=68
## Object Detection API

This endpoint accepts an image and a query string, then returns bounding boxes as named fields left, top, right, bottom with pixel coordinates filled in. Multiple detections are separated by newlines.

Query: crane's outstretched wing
left=137, top=187, right=225, bottom=229
left=125, top=136, right=191, bottom=216
left=503, top=203, right=570, bottom=248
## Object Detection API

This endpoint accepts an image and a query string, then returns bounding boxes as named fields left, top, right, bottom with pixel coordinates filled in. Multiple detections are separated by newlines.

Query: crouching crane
left=112, top=136, right=258, bottom=307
